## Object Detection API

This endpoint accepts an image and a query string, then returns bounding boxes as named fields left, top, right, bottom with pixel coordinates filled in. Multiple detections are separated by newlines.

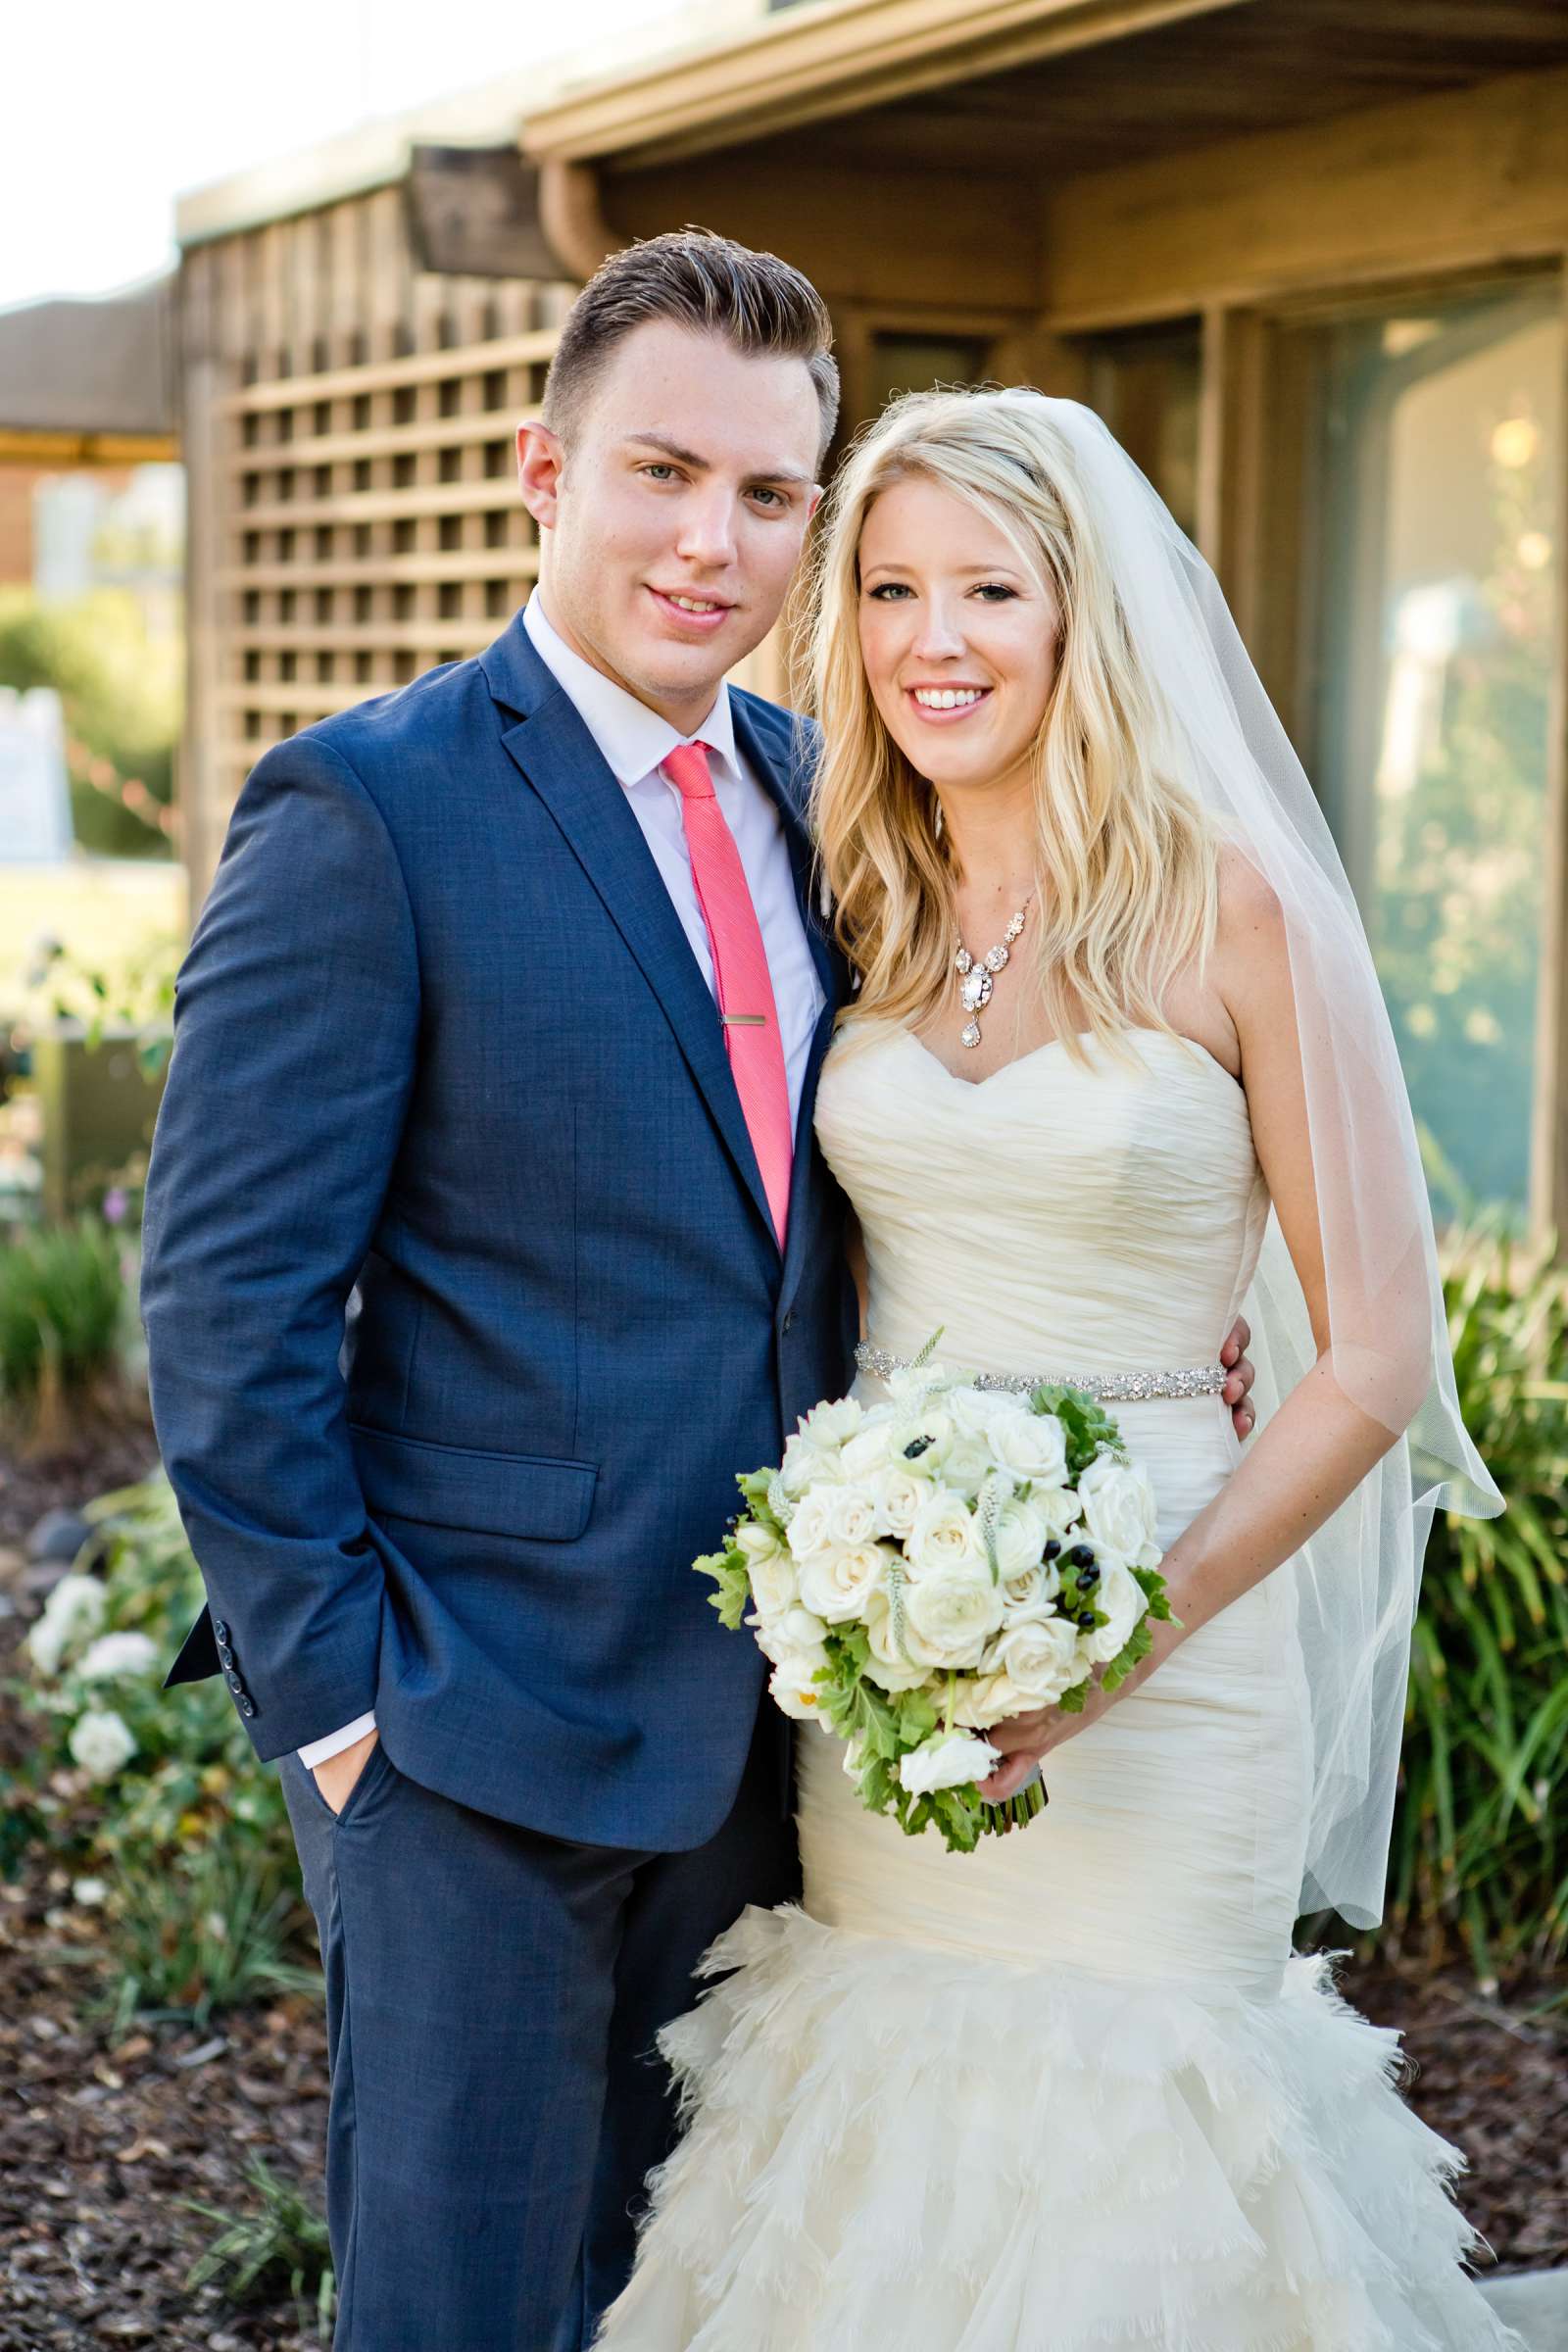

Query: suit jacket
left=140, top=612, right=858, bottom=1850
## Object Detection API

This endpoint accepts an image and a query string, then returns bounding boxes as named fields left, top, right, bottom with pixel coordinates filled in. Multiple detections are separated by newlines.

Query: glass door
left=1310, top=282, right=1562, bottom=1217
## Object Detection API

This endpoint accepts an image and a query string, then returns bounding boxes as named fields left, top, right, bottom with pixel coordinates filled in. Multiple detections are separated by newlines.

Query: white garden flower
left=839, top=1418, right=897, bottom=1481
left=25, top=1574, right=108, bottom=1680
left=869, top=1461, right=928, bottom=1541
left=72, top=1877, right=109, bottom=1908
left=987, top=1406, right=1069, bottom=1486
left=903, top=1562, right=1006, bottom=1670
left=899, top=1731, right=1002, bottom=1797
left=750, top=1605, right=830, bottom=1665
left=988, top=1616, right=1082, bottom=1706
left=858, top=1589, right=933, bottom=1692
left=736, top=1523, right=799, bottom=1619
left=1000, top=1557, right=1063, bottom=1624
left=1030, top=1481, right=1086, bottom=1538
left=797, top=1396, right=863, bottom=1451
left=77, top=1631, right=160, bottom=1684
left=824, top=1484, right=880, bottom=1552
left=905, top=1491, right=984, bottom=1582
left=784, top=1489, right=839, bottom=1564
left=68, top=1708, right=137, bottom=1782
left=1078, top=1453, right=1161, bottom=1570
left=780, top=1435, right=845, bottom=1498
left=992, top=1494, right=1051, bottom=1581
left=1083, top=1557, right=1149, bottom=1664
left=768, top=1650, right=830, bottom=1722
left=799, top=1542, right=893, bottom=1625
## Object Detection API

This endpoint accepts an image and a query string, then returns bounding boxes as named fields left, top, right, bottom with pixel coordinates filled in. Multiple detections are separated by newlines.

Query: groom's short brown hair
left=542, top=228, right=839, bottom=471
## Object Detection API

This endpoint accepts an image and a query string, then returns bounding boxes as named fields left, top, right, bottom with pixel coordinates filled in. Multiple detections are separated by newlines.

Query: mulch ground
left=0, top=1442, right=1562, bottom=2347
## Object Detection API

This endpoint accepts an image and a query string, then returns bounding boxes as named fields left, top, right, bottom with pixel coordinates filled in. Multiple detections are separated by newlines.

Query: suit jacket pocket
left=349, top=1424, right=598, bottom=1543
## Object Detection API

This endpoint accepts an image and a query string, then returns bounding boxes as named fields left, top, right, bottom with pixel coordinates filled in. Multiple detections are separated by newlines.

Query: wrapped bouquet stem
left=697, top=1349, right=1179, bottom=1854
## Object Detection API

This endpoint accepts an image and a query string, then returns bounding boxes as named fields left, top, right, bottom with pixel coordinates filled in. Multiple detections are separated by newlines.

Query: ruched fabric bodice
left=595, top=1021, right=1520, bottom=2352
left=815, top=1022, right=1269, bottom=1382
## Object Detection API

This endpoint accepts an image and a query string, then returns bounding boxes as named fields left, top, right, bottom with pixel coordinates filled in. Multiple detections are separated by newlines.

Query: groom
left=141, top=229, right=1255, bottom=2350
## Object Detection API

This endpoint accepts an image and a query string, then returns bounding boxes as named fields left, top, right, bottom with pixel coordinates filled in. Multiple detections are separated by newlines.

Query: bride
left=595, top=388, right=1516, bottom=2350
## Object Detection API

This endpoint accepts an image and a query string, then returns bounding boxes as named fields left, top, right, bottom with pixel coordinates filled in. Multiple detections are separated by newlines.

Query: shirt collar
left=523, top=590, right=739, bottom=790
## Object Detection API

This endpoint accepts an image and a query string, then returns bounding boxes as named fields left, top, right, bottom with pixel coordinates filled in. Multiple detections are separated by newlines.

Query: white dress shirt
left=299, top=592, right=825, bottom=1771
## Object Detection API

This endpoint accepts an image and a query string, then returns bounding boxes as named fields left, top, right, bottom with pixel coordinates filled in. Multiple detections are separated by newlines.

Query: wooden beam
left=1040, top=63, right=1568, bottom=329
left=605, top=156, right=1041, bottom=317
left=521, top=0, right=1254, bottom=170
left=405, top=147, right=567, bottom=281
left=0, top=427, right=179, bottom=466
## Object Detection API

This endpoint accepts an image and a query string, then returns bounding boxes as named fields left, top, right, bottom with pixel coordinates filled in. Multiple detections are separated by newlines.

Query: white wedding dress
left=595, top=1023, right=1519, bottom=2352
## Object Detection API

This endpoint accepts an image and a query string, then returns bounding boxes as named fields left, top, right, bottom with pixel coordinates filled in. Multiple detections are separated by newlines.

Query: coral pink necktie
left=662, top=741, right=793, bottom=1249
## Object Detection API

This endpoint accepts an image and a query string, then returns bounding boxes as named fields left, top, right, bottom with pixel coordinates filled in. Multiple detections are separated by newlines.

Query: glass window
left=1311, top=284, right=1562, bottom=1217
left=1084, top=320, right=1201, bottom=542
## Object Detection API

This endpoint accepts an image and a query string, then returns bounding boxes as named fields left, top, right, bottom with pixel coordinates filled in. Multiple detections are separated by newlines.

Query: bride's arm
left=981, top=856, right=1415, bottom=1797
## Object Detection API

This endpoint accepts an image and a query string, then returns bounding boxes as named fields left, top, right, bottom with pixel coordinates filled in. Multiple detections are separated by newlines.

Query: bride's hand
left=975, top=1614, right=1187, bottom=1802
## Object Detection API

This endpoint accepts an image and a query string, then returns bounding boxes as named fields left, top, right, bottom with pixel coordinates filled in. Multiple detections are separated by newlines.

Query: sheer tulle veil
left=876, top=392, right=1501, bottom=1930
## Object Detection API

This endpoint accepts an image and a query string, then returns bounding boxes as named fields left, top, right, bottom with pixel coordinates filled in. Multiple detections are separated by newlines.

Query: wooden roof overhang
left=519, top=0, right=1568, bottom=323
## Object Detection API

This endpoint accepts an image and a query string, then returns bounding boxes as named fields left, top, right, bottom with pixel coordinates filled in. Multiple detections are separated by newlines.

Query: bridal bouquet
left=697, top=1349, right=1177, bottom=1853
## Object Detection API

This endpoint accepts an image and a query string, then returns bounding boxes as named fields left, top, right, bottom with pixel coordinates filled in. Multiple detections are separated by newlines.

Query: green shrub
left=1383, top=1225, right=1568, bottom=1982
left=184, top=2155, right=335, bottom=2335
left=4, top=1474, right=313, bottom=2023
left=0, top=587, right=178, bottom=858
left=0, top=1218, right=126, bottom=1434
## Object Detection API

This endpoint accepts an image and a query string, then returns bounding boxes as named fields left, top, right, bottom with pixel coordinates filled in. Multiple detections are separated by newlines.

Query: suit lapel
left=483, top=620, right=779, bottom=1249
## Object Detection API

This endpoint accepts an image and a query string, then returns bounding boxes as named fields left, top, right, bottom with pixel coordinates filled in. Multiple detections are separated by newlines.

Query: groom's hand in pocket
left=313, top=1726, right=380, bottom=1816
left=1221, top=1315, right=1255, bottom=1438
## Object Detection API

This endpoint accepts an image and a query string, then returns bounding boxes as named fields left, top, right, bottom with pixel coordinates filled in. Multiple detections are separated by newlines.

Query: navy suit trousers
left=279, top=1716, right=799, bottom=2352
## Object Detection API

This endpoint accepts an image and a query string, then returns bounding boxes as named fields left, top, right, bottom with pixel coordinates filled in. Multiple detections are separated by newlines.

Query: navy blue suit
left=140, top=611, right=856, bottom=2347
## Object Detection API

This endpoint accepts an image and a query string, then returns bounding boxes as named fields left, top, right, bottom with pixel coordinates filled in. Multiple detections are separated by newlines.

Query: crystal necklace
left=955, top=896, right=1031, bottom=1049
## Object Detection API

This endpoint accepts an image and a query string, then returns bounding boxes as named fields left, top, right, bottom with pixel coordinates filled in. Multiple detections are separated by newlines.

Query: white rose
left=1000, top=1558, right=1063, bottom=1623
left=885, top=1362, right=955, bottom=1411
left=750, top=1605, right=829, bottom=1665
left=1031, top=1483, right=1085, bottom=1538
left=768, top=1650, right=830, bottom=1722
left=785, top=1489, right=838, bottom=1564
left=906, top=1491, right=984, bottom=1581
left=903, top=1563, right=1005, bottom=1669
left=797, top=1397, right=863, bottom=1451
left=798, top=1542, right=893, bottom=1625
left=992, top=1495, right=1050, bottom=1580
left=25, top=1573, right=107, bottom=1680
left=987, top=1406, right=1069, bottom=1485
left=1083, top=1558, right=1149, bottom=1664
left=1078, top=1454, right=1162, bottom=1570
left=736, top=1522, right=798, bottom=1619
left=859, top=1590, right=932, bottom=1692
left=869, top=1462, right=927, bottom=1541
left=989, top=1616, right=1083, bottom=1706
left=931, top=1424, right=997, bottom=1494
left=68, top=1708, right=137, bottom=1782
left=780, top=1437, right=844, bottom=1498
left=899, top=1731, right=1001, bottom=1797
left=840, top=1419, right=897, bottom=1481
left=77, top=1631, right=160, bottom=1684
left=953, top=1671, right=1024, bottom=1730
left=825, top=1484, right=880, bottom=1552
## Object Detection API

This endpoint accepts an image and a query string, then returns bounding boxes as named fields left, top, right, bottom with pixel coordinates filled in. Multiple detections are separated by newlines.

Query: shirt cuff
left=298, top=1711, right=378, bottom=1770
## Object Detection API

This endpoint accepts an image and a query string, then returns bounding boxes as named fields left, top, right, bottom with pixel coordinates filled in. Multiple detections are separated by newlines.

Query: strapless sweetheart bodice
left=813, top=1022, right=1269, bottom=1383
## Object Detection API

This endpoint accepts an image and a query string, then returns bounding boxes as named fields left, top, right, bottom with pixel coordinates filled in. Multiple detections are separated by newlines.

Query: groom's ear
left=517, top=421, right=565, bottom=531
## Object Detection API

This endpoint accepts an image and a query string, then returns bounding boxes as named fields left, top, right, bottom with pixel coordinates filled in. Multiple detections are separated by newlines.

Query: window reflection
left=1313, top=286, right=1561, bottom=1217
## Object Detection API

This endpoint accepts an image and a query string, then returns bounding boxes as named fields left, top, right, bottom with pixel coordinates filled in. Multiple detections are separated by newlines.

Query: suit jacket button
left=224, top=1670, right=243, bottom=1691
left=218, top=1645, right=234, bottom=1669
left=240, top=1698, right=256, bottom=1718
left=214, top=1621, right=230, bottom=1643
left=781, top=1309, right=795, bottom=1335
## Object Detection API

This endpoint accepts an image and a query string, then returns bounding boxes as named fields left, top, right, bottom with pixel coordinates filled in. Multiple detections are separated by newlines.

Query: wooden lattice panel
left=219, top=318, right=558, bottom=777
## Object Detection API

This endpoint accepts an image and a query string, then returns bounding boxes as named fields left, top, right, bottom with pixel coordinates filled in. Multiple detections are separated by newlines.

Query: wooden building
left=175, top=0, right=1568, bottom=1234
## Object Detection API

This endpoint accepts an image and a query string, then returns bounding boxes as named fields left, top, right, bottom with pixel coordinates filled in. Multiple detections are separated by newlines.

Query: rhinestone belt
left=854, top=1342, right=1226, bottom=1405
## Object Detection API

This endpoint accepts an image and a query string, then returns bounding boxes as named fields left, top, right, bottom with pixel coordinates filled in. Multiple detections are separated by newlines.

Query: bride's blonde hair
left=805, top=386, right=1219, bottom=1060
